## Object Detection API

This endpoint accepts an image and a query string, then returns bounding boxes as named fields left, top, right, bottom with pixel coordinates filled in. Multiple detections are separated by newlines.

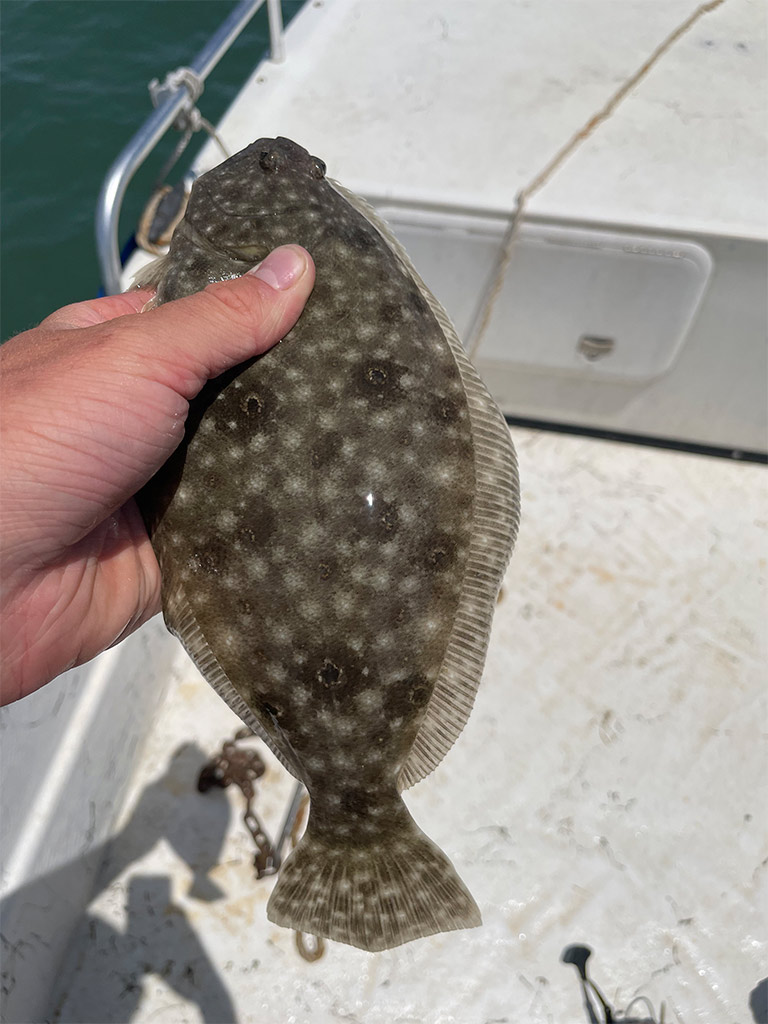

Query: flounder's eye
left=259, top=150, right=279, bottom=172
left=310, top=157, right=326, bottom=180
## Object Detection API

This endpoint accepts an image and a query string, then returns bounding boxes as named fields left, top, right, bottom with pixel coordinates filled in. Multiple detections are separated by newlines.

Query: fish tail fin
left=267, top=805, right=481, bottom=952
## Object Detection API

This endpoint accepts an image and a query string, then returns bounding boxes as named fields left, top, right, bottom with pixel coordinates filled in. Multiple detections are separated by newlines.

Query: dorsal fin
left=330, top=180, right=521, bottom=789
left=130, top=254, right=170, bottom=293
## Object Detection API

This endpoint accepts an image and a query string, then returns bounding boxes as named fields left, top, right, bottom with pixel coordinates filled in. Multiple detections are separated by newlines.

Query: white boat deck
left=196, top=0, right=766, bottom=240
left=49, top=428, right=767, bottom=1023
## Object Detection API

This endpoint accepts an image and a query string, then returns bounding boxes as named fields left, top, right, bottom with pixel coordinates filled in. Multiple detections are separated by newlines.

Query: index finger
left=41, top=289, right=155, bottom=331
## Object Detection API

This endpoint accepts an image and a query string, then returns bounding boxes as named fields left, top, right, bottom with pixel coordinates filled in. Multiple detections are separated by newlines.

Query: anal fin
left=162, top=578, right=303, bottom=781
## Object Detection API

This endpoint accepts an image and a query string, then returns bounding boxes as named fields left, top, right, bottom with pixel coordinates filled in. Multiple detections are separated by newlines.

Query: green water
left=1, top=0, right=303, bottom=341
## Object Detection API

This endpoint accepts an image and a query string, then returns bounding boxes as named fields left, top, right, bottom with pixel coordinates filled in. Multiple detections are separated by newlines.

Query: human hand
left=0, top=245, right=315, bottom=705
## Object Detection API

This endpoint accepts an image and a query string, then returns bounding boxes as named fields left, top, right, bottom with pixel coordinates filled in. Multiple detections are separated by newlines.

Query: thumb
left=118, top=244, right=315, bottom=399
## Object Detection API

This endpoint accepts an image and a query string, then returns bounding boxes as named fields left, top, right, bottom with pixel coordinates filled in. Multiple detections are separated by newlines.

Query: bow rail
left=96, top=0, right=284, bottom=295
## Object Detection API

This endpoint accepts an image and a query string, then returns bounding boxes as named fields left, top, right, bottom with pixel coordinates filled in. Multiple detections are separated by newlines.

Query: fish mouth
left=179, top=217, right=265, bottom=269
left=185, top=204, right=324, bottom=267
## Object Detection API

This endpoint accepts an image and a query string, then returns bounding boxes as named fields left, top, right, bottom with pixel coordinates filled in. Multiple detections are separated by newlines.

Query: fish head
left=153, top=137, right=329, bottom=303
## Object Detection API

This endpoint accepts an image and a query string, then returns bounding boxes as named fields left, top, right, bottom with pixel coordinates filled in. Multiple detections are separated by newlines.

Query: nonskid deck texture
left=50, top=429, right=767, bottom=1024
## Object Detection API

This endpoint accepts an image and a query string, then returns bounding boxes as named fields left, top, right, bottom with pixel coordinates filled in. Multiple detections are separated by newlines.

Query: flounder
left=137, top=137, right=520, bottom=952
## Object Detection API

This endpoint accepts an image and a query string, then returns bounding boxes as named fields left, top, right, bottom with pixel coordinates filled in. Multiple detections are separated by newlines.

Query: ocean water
left=1, top=0, right=303, bottom=341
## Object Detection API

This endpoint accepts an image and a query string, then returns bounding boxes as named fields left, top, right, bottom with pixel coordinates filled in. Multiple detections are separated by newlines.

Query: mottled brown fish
left=137, top=137, right=519, bottom=952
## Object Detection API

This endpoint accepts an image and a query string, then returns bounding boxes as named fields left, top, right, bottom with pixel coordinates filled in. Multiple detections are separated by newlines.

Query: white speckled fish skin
left=138, top=138, right=519, bottom=952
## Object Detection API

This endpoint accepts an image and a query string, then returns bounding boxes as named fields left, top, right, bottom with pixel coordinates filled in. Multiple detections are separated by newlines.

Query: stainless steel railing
left=96, top=0, right=284, bottom=295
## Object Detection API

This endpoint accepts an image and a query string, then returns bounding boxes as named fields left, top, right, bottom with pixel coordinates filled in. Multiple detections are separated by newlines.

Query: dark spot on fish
left=394, top=426, right=415, bottom=449
left=236, top=384, right=278, bottom=434
left=340, top=788, right=369, bottom=816
left=198, top=552, right=219, bottom=574
left=318, top=562, right=332, bottom=580
left=355, top=499, right=399, bottom=544
left=404, top=675, right=432, bottom=709
left=406, top=289, right=427, bottom=316
left=259, top=149, right=278, bottom=172
left=262, top=699, right=281, bottom=719
left=430, top=397, right=463, bottom=424
left=179, top=356, right=259, bottom=442
left=379, top=300, right=405, bottom=324
left=190, top=540, right=228, bottom=575
left=378, top=503, right=398, bottom=534
left=238, top=598, right=252, bottom=615
left=310, top=430, right=342, bottom=468
left=347, top=225, right=378, bottom=251
left=428, top=548, right=448, bottom=569
left=241, top=394, right=263, bottom=418
left=426, top=533, right=457, bottom=571
left=317, top=660, right=342, bottom=687
left=239, top=505, right=274, bottom=544
left=302, top=644, right=367, bottom=704
left=308, top=272, right=331, bottom=297
left=310, top=156, right=326, bottom=179
left=357, top=359, right=407, bottom=403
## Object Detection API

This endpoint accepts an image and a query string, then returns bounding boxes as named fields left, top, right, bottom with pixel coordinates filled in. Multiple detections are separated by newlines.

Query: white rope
left=466, top=0, right=727, bottom=359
